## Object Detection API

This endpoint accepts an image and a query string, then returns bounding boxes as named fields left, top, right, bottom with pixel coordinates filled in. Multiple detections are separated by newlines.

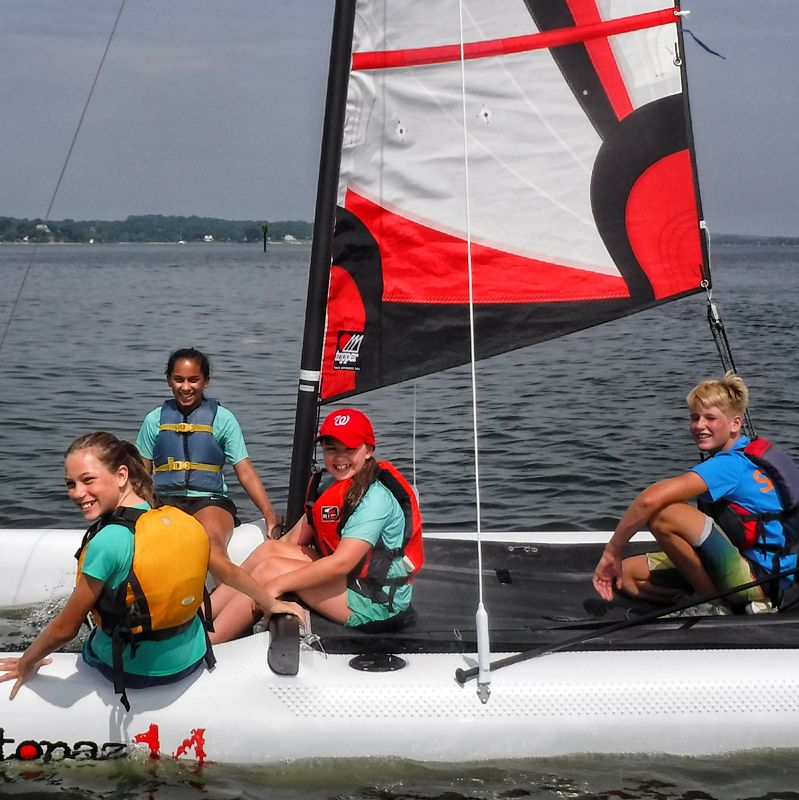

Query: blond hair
left=686, top=372, right=748, bottom=417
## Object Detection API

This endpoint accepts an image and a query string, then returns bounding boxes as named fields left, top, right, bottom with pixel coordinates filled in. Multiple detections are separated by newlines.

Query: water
left=1, top=241, right=799, bottom=797
left=3, top=242, right=798, bottom=532
left=5, top=751, right=799, bottom=799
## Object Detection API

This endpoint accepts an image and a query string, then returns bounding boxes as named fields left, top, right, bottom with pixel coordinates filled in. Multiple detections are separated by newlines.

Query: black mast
left=285, top=0, right=357, bottom=527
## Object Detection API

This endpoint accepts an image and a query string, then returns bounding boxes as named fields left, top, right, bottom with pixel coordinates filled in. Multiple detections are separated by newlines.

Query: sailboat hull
left=2, top=523, right=799, bottom=763
left=2, top=633, right=799, bottom=763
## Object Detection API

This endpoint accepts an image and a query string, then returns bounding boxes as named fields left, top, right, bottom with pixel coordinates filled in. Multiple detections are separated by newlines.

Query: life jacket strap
left=159, top=422, right=215, bottom=434
left=111, top=625, right=131, bottom=712
left=154, top=456, right=222, bottom=473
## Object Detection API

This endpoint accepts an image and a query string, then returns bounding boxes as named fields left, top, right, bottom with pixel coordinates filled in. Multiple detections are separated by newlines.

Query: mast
left=285, top=0, right=357, bottom=527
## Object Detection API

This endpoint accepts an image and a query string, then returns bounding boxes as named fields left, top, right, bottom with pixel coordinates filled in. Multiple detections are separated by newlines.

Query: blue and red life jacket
left=699, top=437, right=799, bottom=559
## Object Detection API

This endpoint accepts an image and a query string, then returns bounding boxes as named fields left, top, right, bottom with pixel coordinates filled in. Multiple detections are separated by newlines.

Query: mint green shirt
left=341, top=481, right=413, bottom=624
left=80, top=503, right=207, bottom=676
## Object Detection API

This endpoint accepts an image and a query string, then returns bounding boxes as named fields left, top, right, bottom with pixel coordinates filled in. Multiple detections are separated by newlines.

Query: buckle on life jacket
left=160, top=457, right=191, bottom=472
left=159, top=422, right=215, bottom=434
left=155, top=457, right=223, bottom=474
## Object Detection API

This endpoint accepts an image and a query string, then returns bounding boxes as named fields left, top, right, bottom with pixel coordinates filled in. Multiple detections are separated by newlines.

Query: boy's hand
left=592, top=549, right=623, bottom=601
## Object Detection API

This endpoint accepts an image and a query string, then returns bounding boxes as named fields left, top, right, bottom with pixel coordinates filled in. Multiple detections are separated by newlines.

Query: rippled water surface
left=3, top=242, right=798, bottom=533
left=1, top=241, right=799, bottom=797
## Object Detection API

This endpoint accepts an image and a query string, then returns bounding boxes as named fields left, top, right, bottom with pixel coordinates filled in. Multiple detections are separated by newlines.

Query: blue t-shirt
left=136, top=401, right=249, bottom=497
left=80, top=503, right=208, bottom=676
left=692, top=436, right=792, bottom=574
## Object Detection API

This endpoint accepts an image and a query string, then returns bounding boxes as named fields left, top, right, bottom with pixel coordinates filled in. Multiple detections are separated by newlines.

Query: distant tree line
left=712, top=233, right=799, bottom=247
left=0, top=215, right=312, bottom=244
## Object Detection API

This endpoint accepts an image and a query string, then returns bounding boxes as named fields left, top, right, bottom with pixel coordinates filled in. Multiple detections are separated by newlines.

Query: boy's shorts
left=646, top=518, right=768, bottom=606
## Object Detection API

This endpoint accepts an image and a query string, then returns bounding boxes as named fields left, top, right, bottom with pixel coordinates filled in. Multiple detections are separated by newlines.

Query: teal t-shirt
left=80, top=503, right=208, bottom=677
left=341, top=481, right=412, bottom=624
left=135, top=402, right=249, bottom=497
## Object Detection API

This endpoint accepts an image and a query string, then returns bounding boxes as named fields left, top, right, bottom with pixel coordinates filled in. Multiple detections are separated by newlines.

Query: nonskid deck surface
left=307, top=538, right=799, bottom=655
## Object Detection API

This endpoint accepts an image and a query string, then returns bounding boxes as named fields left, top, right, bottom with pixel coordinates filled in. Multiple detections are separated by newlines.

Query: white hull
left=2, top=633, right=798, bottom=763
left=2, top=523, right=797, bottom=763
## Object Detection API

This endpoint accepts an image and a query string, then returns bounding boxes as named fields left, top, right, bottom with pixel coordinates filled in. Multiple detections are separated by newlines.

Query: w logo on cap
left=317, top=408, right=376, bottom=448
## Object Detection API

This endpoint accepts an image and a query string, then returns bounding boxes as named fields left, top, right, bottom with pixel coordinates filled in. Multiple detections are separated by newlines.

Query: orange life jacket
left=305, top=461, right=424, bottom=603
left=75, top=505, right=215, bottom=710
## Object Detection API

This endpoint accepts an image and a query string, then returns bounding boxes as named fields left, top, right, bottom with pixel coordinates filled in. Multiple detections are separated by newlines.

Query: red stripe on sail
left=566, top=0, right=634, bottom=120
left=625, top=149, right=704, bottom=300
left=352, top=8, right=677, bottom=71
left=345, top=190, right=629, bottom=304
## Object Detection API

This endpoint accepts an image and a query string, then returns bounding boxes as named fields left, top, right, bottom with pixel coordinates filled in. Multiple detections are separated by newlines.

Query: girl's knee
left=242, top=540, right=278, bottom=570
left=251, top=559, right=276, bottom=583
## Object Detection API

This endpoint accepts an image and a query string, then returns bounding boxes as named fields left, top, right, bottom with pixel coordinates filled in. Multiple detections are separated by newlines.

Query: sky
left=0, top=0, right=797, bottom=236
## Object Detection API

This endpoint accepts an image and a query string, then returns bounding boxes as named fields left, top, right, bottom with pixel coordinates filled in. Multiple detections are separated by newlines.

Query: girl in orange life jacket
left=0, top=433, right=302, bottom=703
left=136, top=348, right=283, bottom=577
left=209, top=409, right=420, bottom=643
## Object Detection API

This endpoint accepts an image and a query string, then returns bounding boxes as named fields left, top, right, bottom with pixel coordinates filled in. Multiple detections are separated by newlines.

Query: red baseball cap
left=316, top=408, right=376, bottom=448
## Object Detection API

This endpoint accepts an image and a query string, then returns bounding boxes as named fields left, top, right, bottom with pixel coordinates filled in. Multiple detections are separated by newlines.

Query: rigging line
left=0, top=0, right=127, bottom=355
left=412, top=381, right=419, bottom=498
left=703, top=280, right=756, bottom=439
left=458, top=0, right=491, bottom=704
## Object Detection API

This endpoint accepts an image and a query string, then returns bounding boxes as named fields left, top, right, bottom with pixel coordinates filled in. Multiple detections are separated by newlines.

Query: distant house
left=203, top=234, right=214, bottom=242
left=284, top=234, right=297, bottom=242
left=35, top=223, right=51, bottom=233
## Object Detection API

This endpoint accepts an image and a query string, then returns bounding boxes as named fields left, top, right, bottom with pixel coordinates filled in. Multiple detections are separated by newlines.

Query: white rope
left=458, top=0, right=491, bottom=702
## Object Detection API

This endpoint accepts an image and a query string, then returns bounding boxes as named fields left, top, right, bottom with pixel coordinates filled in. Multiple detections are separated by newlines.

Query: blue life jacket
left=152, top=399, right=225, bottom=494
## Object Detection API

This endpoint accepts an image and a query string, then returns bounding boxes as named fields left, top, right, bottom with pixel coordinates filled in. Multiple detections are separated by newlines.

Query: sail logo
left=321, top=505, right=340, bottom=522
left=333, top=331, right=364, bottom=371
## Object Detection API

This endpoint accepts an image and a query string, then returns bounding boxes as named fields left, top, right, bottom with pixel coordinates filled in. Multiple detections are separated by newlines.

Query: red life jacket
left=305, top=461, right=424, bottom=602
left=699, top=437, right=799, bottom=555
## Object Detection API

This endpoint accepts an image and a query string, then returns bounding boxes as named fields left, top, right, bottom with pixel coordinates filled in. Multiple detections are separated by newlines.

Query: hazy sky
left=1, top=1, right=797, bottom=236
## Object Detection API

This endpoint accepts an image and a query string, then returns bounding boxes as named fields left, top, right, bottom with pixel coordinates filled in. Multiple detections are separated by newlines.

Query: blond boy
left=592, top=374, right=790, bottom=613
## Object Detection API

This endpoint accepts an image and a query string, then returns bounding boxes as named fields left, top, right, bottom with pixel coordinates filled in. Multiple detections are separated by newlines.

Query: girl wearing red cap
left=209, top=409, right=422, bottom=642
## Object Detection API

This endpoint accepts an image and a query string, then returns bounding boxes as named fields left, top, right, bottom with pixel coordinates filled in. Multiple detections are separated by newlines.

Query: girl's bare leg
left=210, top=551, right=314, bottom=643
left=194, top=505, right=235, bottom=551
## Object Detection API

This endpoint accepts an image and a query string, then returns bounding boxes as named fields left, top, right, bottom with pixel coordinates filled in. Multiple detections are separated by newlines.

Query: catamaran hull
left=1, top=636, right=798, bottom=763
left=3, top=524, right=798, bottom=763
